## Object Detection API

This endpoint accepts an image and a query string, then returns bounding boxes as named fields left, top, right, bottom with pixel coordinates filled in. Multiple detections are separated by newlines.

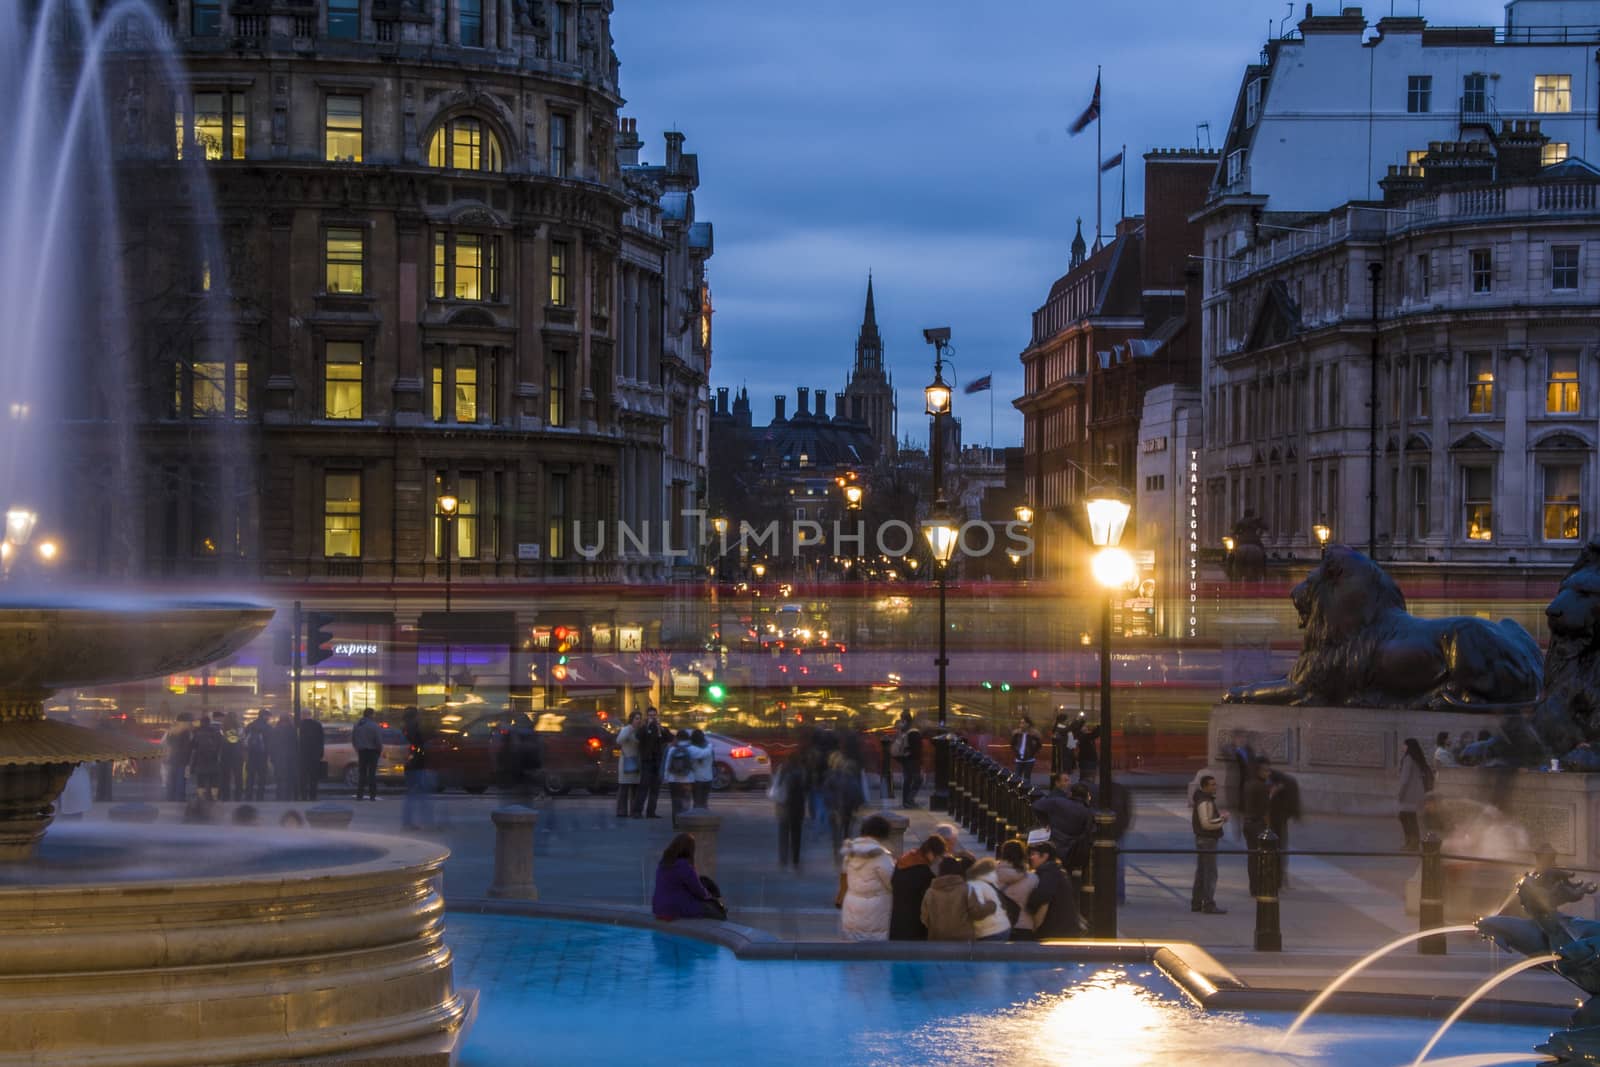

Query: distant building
left=1013, top=149, right=1215, bottom=578
left=842, top=276, right=898, bottom=455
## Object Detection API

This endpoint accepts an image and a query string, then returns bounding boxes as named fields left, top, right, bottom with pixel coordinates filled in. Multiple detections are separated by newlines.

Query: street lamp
left=1014, top=504, right=1034, bottom=526
left=438, top=492, right=458, bottom=702
left=844, top=484, right=864, bottom=510
left=752, top=561, right=766, bottom=579
left=1313, top=522, right=1331, bottom=555
left=1085, top=486, right=1132, bottom=938
left=2, top=507, right=37, bottom=582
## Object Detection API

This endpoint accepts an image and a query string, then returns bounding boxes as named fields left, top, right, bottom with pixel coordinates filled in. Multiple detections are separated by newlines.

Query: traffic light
left=706, top=682, right=726, bottom=703
left=305, top=612, right=336, bottom=667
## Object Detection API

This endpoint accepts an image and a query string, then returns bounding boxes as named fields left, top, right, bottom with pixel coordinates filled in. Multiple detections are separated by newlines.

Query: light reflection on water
left=447, top=915, right=1553, bottom=1067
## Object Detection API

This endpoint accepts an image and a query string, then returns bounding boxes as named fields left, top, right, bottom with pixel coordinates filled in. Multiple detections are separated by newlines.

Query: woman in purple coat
left=652, top=833, right=727, bottom=921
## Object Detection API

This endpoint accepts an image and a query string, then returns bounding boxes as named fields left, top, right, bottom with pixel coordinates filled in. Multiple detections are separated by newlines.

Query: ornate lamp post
left=1086, top=486, right=1134, bottom=937
left=437, top=493, right=458, bottom=702
left=923, top=504, right=959, bottom=811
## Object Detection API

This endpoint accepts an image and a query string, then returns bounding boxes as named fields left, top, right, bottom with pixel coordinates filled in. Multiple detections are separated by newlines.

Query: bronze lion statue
left=1224, top=544, right=1542, bottom=708
left=1535, top=540, right=1600, bottom=754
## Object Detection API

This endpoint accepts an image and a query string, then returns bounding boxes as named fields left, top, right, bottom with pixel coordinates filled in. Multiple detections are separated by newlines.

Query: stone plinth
left=1432, top=766, right=1600, bottom=869
left=677, top=808, right=722, bottom=878
left=1209, top=703, right=1503, bottom=815
left=307, top=802, right=356, bottom=830
left=0, top=823, right=468, bottom=1066
left=881, top=812, right=910, bottom=858
left=487, top=805, right=539, bottom=900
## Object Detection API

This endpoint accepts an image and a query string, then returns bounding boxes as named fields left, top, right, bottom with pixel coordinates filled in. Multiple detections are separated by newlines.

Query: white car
left=705, top=733, right=772, bottom=791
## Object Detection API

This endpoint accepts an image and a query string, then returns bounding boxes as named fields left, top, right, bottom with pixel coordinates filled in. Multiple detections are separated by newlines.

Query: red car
left=425, top=710, right=617, bottom=795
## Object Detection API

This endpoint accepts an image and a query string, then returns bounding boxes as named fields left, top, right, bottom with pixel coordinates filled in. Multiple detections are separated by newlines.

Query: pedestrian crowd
left=614, top=707, right=716, bottom=824
left=161, top=708, right=331, bottom=804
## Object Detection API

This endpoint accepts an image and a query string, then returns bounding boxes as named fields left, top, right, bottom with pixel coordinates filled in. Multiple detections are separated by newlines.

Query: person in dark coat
left=1032, top=772, right=1094, bottom=881
left=632, top=707, right=667, bottom=818
left=163, top=713, right=195, bottom=802
left=1010, top=717, right=1041, bottom=785
left=401, top=706, right=434, bottom=831
left=243, top=711, right=272, bottom=802
left=652, top=833, right=726, bottom=920
left=895, top=716, right=923, bottom=809
left=1025, top=838, right=1082, bottom=939
left=1226, top=729, right=1257, bottom=821
left=774, top=759, right=808, bottom=871
left=1051, top=712, right=1075, bottom=778
left=188, top=713, right=224, bottom=802
left=1241, top=757, right=1272, bottom=895
left=297, top=713, right=326, bottom=801
left=888, top=835, right=947, bottom=940
left=1264, top=765, right=1300, bottom=889
left=269, top=711, right=298, bottom=802
left=218, top=711, right=244, bottom=802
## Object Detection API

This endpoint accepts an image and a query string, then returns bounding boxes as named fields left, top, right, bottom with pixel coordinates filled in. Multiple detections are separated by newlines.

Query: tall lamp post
left=923, top=326, right=955, bottom=810
left=438, top=493, right=458, bottom=704
left=1014, top=504, right=1034, bottom=581
left=1086, top=487, right=1134, bottom=938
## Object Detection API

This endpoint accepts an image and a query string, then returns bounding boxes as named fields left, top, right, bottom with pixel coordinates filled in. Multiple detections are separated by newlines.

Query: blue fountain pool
left=445, top=914, right=1556, bottom=1067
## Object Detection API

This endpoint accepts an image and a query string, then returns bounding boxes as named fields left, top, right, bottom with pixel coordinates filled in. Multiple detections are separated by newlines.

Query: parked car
left=321, top=721, right=410, bottom=789
left=426, top=709, right=616, bottom=795
left=704, top=733, right=771, bottom=791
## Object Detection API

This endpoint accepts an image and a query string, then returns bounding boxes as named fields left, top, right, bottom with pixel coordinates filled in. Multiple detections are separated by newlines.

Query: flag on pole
left=964, top=375, right=992, bottom=395
left=1068, top=75, right=1101, bottom=135
left=1100, top=150, right=1124, bottom=172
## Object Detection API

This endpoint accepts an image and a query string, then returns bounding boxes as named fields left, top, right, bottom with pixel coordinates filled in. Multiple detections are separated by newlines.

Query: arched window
left=427, top=117, right=504, bottom=172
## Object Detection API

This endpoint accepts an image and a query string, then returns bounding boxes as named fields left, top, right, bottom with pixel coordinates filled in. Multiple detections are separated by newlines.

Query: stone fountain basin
left=0, top=598, right=273, bottom=692
left=0, top=822, right=467, bottom=1066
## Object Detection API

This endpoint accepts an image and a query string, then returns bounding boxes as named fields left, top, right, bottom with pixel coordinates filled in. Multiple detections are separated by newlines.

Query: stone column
left=881, top=811, right=910, bottom=858
left=676, top=808, right=721, bottom=879
left=488, top=805, right=539, bottom=899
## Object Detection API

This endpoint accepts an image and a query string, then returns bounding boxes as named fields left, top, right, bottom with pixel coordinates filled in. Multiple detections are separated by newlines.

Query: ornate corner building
left=99, top=0, right=714, bottom=715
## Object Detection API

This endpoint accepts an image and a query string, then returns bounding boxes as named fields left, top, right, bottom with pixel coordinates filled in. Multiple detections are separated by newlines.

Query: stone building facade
left=96, top=0, right=713, bottom=716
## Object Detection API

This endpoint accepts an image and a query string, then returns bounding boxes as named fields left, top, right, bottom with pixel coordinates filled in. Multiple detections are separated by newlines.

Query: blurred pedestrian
left=162, top=713, right=194, bottom=802
left=652, top=833, right=727, bottom=921
left=1398, top=736, right=1434, bottom=850
left=1190, top=774, right=1227, bottom=914
left=1074, top=719, right=1099, bottom=783
left=1433, top=730, right=1458, bottom=770
left=297, top=713, right=325, bottom=801
left=351, top=708, right=382, bottom=801
left=689, top=728, right=715, bottom=809
left=663, top=729, right=696, bottom=823
left=995, top=840, right=1039, bottom=939
left=966, top=857, right=1013, bottom=942
left=893, top=713, right=922, bottom=809
left=1241, top=757, right=1271, bottom=894
left=1051, top=711, right=1076, bottom=779
left=632, top=707, right=667, bottom=819
left=269, top=711, right=297, bottom=802
left=933, top=822, right=974, bottom=862
left=189, top=712, right=224, bottom=802
left=837, top=814, right=894, bottom=941
left=57, top=764, right=92, bottom=820
left=243, top=710, right=271, bottom=802
left=1011, top=716, right=1041, bottom=785
left=615, top=712, right=641, bottom=818
left=922, top=855, right=990, bottom=941
left=889, top=835, right=947, bottom=940
left=772, top=758, right=807, bottom=871
left=401, top=706, right=434, bottom=831
left=825, top=750, right=865, bottom=861
left=1226, top=728, right=1256, bottom=818
left=218, top=711, right=244, bottom=802
left=1264, top=763, right=1300, bottom=889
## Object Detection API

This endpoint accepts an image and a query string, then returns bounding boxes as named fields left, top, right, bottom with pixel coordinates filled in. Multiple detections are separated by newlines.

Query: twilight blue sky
left=612, top=0, right=1507, bottom=448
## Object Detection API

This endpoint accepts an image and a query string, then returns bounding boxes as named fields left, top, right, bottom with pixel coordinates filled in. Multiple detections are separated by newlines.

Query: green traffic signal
left=707, top=683, right=726, bottom=702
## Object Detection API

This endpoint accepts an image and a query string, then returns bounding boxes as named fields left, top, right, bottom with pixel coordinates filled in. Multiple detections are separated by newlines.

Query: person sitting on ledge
left=652, top=833, right=727, bottom=921
left=1026, top=833, right=1083, bottom=939
left=921, top=855, right=990, bottom=941
left=889, top=834, right=946, bottom=941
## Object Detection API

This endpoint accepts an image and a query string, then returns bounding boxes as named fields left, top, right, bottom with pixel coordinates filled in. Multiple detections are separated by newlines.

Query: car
left=704, top=733, right=771, bottom=791
left=426, top=710, right=616, bottom=795
left=321, top=721, right=410, bottom=789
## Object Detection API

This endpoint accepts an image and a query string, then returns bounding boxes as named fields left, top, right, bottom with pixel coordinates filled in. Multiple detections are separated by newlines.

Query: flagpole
left=1095, top=65, right=1102, bottom=249
left=1120, top=144, right=1127, bottom=221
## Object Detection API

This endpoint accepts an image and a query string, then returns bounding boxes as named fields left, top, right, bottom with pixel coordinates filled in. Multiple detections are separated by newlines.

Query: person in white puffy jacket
left=688, top=728, right=715, bottom=808
left=966, top=858, right=1013, bottom=941
left=837, top=815, right=895, bottom=941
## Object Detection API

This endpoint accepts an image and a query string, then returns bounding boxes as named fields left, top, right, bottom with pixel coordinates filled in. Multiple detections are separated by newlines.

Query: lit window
left=426, top=117, right=504, bottom=172
left=324, top=341, right=363, bottom=420
left=180, top=359, right=248, bottom=419
left=1543, top=142, right=1570, bottom=167
left=549, top=241, right=569, bottom=306
left=176, top=91, right=245, bottom=161
left=455, top=362, right=478, bottom=423
left=1544, top=466, right=1582, bottom=541
left=459, top=0, right=483, bottom=47
left=431, top=232, right=501, bottom=301
left=1552, top=245, right=1579, bottom=291
left=1407, top=75, right=1432, bottom=113
left=1470, top=248, right=1492, bottom=293
left=431, top=349, right=481, bottom=424
left=1547, top=351, right=1580, bottom=413
left=1467, top=351, right=1494, bottom=414
left=550, top=114, right=569, bottom=178
left=325, top=95, right=363, bottom=162
left=327, top=0, right=359, bottom=39
left=1462, top=73, right=1487, bottom=115
left=1535, top=74, right=1572, bottom=113
left=548, top=473, right=568, bottom=558
left=324, top=472, right=362, bottom=558
left=546, top=354, right=566, bottom=426
left=434, top=474, right=480, bottom=558
left=1463, top=466, right=1493, bottom=541
left=325, top=228, right=365, bottom=294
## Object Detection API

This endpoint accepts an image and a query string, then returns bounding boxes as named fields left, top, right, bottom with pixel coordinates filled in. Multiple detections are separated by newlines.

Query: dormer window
left=427, top=117, right=503, bottom=172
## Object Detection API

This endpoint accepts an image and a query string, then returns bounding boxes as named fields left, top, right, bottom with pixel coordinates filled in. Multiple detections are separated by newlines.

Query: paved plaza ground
left=98, top=775, right=1578, bottom=1010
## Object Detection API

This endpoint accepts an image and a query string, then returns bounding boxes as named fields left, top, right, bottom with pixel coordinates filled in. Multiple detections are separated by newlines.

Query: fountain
left=0, top=4, right=470, bottom=1063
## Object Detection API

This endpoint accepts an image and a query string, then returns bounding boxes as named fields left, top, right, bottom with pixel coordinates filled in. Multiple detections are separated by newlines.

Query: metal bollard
left=984, top=765, right=1003, bottom=850
left=1252, top=828, right=1282, bottom=952
left=953, top=746, right=968, bottom=826
left=1418, top=833, right=1446, bottom=955
left=1091, top=810, right=1118, bottom=938
left=677, top=808, right=722, bottom=879
left=880, top=735, right=894, bottom=802
left=487, top=805, right=540, bottom=900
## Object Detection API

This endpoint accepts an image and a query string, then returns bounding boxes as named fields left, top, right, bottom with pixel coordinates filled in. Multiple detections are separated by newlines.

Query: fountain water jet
left=1410, top=955, right=1561, bottom=1066
left=1277, top=925, right=1479, bottom=1047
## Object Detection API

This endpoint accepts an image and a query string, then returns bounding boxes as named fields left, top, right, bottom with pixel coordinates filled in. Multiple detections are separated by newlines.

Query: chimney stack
left=835, top=392, right=847, bottom=421
left=797, top=387, right=809, bottom=417
left=665, top=131, right=685, bottom=174
left=716, top=386, right=729, bottom=415
left=774, top=395, right=786, bottom=422
left=616, top=117, right=643, bottom=167
left=814, top=389, right=826, bottom=417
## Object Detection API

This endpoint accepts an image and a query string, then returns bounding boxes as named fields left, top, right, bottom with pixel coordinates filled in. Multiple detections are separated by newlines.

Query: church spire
left=854, top=273, right=883, bottom=373
left=1070, top=217, right=1087, bottom=269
